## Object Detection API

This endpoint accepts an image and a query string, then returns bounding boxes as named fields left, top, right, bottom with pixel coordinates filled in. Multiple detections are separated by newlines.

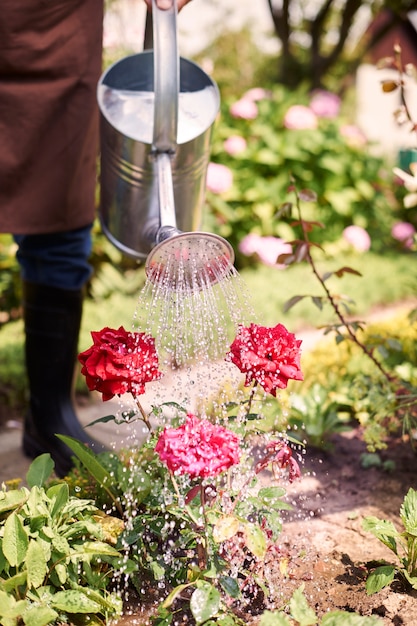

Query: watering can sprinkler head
left=145, top=228, right=235, bottom=290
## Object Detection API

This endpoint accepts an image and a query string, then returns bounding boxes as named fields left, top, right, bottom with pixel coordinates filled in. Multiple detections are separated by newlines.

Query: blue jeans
left=13, top=224, right=93, bottom=291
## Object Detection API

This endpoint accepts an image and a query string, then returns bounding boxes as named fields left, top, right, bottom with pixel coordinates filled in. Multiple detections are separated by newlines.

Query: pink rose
left=283, top=105, right=318, bottom=130
left=340, top=124, right=367, bottom=148
left=242, top=87, right=270, bottom=102
left=206, top=162, right=233, bottom=194
left=309, top=90, right=341, bottom=118
left=229, top=98, right=258, bottom=120
left=155, top=414, right=241, bottom=478
left=226, top=323, right=303, bottom=396
left=238, top=234, right=292, bottom=267
left=78, top=327, right=162, bottom=401
left=342, top=225, right=371, bottom=252
left=224, top=135, right=247, bottom=156
left=391, top=221, right=416, bottom=248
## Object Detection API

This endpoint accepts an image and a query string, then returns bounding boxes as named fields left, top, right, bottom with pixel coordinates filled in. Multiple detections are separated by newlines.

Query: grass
left=0, top=250, right=416, bottom=411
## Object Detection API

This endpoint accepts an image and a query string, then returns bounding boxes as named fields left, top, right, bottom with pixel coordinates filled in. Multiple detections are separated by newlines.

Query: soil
left=260, top=429, right=417, bottom=625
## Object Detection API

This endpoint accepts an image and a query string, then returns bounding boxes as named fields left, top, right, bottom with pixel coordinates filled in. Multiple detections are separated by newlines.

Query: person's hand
left=144, top=0, right=192, bottom=11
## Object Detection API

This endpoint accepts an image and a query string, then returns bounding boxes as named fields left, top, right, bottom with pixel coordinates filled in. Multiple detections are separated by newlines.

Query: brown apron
left=0, top=0, right=103, bottom=234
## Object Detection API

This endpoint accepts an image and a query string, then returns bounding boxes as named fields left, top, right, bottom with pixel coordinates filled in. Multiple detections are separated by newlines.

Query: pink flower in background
left=340, top=124, right=367, bottom=148
left=224, top=135, right=247, bottom=156
left=309, top=90, right=341, bottom=118
left=155, top=414, right=241, bottom=478
left=342, top=225, right=371, bottom=252
left=243, top=87, right=270, bottom=102
left=239, top=233, right=292, bottom=267
left=206, top=162, right=233, bottom=194
left=283, top=105, right=318, bottom=130
left=230, top=98, right=258, bottom=120
left=391, top=221, right=416, bottom=248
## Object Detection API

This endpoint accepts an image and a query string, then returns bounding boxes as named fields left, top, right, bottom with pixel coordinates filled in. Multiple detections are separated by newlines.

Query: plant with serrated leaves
left=362, top=487, right=417, bottom=594
left=259, top=584, right=384, bottom=625
left=0, top=454, right=123, bottom=626
left=277, top=182, right=417, bottom=450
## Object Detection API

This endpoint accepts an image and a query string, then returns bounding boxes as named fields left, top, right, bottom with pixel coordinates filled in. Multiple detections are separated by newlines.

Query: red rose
left=78, top=326, right=162, bottom=401
left=155, top=414, right=241, bottom=478
left=226, top=323, right=303, bottom=396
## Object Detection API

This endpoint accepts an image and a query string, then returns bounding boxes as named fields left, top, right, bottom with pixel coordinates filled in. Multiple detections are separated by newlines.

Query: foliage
left=0, top=454, right=123, bottom=626
left=206, top=84, right=406, bottom=268
left=363, top=487, right=417, bottom=593
left=266, top=0, right=416, bottom=90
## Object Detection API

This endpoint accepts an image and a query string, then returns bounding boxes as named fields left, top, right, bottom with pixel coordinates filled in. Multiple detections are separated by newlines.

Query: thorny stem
left=393, top=44, right=417, bottom=143
left=135, top=397, right=153, bottom=431
left=293, top=190, right=395, bottom=383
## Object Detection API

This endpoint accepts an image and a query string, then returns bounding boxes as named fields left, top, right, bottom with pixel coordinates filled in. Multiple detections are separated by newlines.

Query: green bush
left=205, top=84, right=409, bottom=267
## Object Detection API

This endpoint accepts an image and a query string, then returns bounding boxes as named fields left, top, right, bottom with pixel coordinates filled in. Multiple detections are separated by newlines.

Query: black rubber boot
left=22, top=281, right=106, bottom=477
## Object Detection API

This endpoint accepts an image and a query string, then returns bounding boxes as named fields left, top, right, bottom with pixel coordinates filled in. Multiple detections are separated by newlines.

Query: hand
left=144, top=0, right=192, bottom=10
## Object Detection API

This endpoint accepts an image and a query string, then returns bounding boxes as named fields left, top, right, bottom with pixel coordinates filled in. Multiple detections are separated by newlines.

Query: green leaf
left=289, top=586, right=317, bottom=625
left=80, top=541, right=121, bottom=557
left=400, top=488, right=417, bottom=536
left=0, top=489, right=28, bottom=514
left=190, top=582, right=221, bottom=625
left=242, top=522, right=267, bottom=559
left=283, top=295, right=305, bottom=313
left=259, top=610, right=291, bottom=626
left=22, top=604, right=58, bottom=626
left=257, top=486, right=286, bottom=501
left=26, top=540, right=48, bottom=589
left=219, top=575, right=240, bottom=599
left=0, top=589, right=27, bottom=619
left=47, top=483, right=69, bottom=518
left=56, top=435, right=116, bottom=494
left=365, top=565, right=396, bottom=594
left=26, top=455, right=55, bottom=488
left=3, top=512, right=29, bottom=567
left=321, top=611, right=384, bottom=624
left=50, top=590, right=102, bottom=613
left=1, top=571, right=27, bottom=594
left=362, top=517, right=398, bottom=553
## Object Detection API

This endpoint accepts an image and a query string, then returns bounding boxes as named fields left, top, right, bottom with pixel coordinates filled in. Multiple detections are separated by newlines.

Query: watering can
left=97, top=0, right=234, bottom=287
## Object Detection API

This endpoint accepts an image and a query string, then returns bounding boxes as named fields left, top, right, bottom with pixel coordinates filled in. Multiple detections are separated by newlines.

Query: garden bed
left=116, top=429, right=417, bottom=625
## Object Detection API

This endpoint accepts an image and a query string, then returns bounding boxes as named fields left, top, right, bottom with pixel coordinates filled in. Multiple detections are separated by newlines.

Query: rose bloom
left=340, top=124, right=367, bottom=148
left=342, top=225, right=371, bottom=252
left=242, top=87, right=271, bottom=102
left=227, top=323, right=303, bottom=396
left=238, top=233, right=292, bottom=267
left=283, top=105, right=318, bottom=130
left=229, top=98, right=258, bottom=120
left=155, top=413, right=241, bottom=478
left=78, top=326, right=162, bottom=401
left=391, top=221, right=416, bottom=248
left=206, top=162, right=233, bottom=194
left=224, top=135, right=247, bottom=156
left=309, top=90, right=341, bottom=118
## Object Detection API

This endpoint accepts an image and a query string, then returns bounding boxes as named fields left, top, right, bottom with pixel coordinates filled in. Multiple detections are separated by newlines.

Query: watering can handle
left=152, top=0, right=179, bottom=153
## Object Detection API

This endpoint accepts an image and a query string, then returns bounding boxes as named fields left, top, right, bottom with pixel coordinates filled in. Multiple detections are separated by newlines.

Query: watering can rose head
left=78, top=326, right=162, bottom=401
left=155, top=413, right=241, bottom=478
left=226, top=322, right=303, bottom=396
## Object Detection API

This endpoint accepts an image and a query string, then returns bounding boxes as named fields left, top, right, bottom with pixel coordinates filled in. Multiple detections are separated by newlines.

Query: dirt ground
left=268, top=429, right=417, bottom=625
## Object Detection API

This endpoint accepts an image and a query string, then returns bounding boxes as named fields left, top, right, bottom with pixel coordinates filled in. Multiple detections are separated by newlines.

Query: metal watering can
left=97, top=0, right=234, bottom=287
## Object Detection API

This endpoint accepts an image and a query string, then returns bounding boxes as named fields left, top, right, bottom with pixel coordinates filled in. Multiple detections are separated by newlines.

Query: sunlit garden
left=0, top=1, right=416, bottom=625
